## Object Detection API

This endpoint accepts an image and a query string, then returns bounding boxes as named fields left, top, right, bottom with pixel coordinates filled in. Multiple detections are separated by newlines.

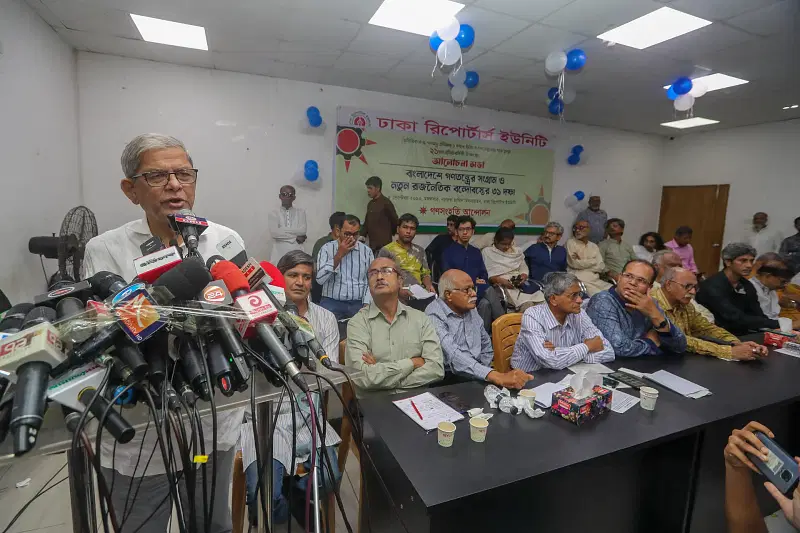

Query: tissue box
left=551, top=386, right=612, bottom=426
left=764, top=331, right=799, bottom=349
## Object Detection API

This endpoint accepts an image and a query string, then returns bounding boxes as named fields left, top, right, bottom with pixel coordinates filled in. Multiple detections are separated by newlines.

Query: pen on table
left=410, top=399, right=423, bottom=420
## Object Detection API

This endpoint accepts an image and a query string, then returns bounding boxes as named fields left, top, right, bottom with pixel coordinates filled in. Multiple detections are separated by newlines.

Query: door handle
left=712, top=244, right=721, bottom=247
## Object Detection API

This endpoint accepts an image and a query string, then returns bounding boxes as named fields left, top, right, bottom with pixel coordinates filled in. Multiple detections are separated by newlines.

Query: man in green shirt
left=345, top=257, right=444, bottom=397
left=311, top=212, right=344, bottom=303
left=598, top=218, right=637, bottom=282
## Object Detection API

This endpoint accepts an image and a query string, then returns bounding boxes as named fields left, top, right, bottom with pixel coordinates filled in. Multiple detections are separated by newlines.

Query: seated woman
left=482, top=227, right=544, bottom=312
left=634, top=231, right=665, bottom=263
left=566, top=220, right=611, bottom=296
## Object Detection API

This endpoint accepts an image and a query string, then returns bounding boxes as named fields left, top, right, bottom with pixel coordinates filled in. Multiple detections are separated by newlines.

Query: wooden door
left=658, top=185, right=729, bottom=275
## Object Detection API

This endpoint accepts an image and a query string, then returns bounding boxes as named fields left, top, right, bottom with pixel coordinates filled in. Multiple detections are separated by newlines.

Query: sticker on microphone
left=113, top=287, right=166, bottom=343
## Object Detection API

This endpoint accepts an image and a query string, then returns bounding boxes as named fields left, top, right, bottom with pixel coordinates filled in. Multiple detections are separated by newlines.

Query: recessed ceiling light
left=369, top=0, right=465, bottom=36
left=791, top=105, right=799, bottom=109
left=661, top=117, right=720, bottom=129
left=130, top=14, right=208, bottom=50
left=597, top=7, right=711, bottom=50
left=663, top=73, right=749, bottom=92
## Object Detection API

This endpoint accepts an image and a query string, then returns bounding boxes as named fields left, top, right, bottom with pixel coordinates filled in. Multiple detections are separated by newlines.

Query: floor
left=0, top=448, right=361, bottom=533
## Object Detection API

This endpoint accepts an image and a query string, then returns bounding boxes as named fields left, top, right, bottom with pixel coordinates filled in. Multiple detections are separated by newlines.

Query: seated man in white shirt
left=84, top=133, right=242, bottom=533
left=512, top=271, right=614, bottom=372
left=750, top=253, right=795, bottom=320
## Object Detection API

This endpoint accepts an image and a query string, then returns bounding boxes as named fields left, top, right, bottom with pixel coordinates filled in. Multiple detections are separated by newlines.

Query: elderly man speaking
left=83, top=133, right=242, bottom=532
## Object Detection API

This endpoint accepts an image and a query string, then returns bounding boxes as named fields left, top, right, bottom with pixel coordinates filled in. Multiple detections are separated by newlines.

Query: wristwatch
left=654, top=318, right=669, bottom=330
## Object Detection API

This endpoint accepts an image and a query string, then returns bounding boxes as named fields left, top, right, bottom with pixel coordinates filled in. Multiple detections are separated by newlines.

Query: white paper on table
left=646, top=370, right=710, bottom=398
left=776, top=347, right=800, bottom=359
left=392, top=392, right=463, bottom=432
left=407, top=285, right=436, bottom=300
left=608, top=388, right=640, bottom=413
left=569, top=362, right=614, bottom=374
left=532, top=381, right=570, bottom=408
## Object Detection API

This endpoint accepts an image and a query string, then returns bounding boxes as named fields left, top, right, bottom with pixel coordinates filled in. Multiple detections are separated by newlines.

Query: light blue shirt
left=316, top=240, right=374, bottom=302
left=426, top=297, right=494, bottom=381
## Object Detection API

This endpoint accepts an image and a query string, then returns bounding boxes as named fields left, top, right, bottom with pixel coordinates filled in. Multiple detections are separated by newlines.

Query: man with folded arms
left=512, top=272, right=614, bottom=371
left=345, top=257, right=444, bottom=397
left=652, top=267, right=768, bottom=361
left=587, top=260, right=687, bottom=357
left=427, top=269, right=533, bottom=387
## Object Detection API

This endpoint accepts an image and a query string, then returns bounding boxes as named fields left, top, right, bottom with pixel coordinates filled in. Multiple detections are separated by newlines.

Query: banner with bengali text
left=333, top=107, right=554, bottom=233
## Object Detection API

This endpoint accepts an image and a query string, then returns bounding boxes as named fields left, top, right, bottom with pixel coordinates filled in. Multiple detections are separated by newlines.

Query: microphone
left=216, top=235, right=247, bottom=268
left=210, top=261, right=308, bottom=392
left=47, top=362, right=134, bottom=443
left=1, top=309, right=66, bottom=455
left=133, top=246, right=182, bottom=284
left=205, top=336, right=235, bottom=396
left=196, top=281, right=250, bottom=389
left=114, top=337, right=149, bottom=382
left=175, top=337, right=211, bottom=401
left=140, top=236, right=164, bottom=256
left=87, top=271, right=128, bottom=300
left=284, top=302, right=333, bottom=369
left=168, top=209, right=209, bottom=259
left=0, top=303, right=35, bottom=341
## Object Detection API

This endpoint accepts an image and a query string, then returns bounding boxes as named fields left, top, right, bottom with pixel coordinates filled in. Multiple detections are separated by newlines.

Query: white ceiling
left=26, top=0, right=800, bottom=135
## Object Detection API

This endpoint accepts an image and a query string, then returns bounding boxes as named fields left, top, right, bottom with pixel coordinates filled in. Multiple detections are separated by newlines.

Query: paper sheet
left=532, top=380, right=570, bottom=408
left=608, top=389, right=639, bottom=413
left=407, top=285, right=436, bottom=300
left=568, top=362, right=614, bottom=374
left=392, top=392, right=464, bottom=431
left=776, top=347, right=800, bottom=359
left=646, top=370, right=711, bottom=398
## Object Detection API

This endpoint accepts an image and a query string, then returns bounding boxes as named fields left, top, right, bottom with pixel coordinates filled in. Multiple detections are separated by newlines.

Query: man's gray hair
left=722, top=243, right=757, bottom=263
left=543, top=272, right=579, bottom=301
left=276, top=250, right=314, bottom=274
left=438, top=270, right=457, bottom=298
left=545, top=221, right=564, bottom=234
left=662, top=266, right=689, bottom=283
left=652, top=249, right=679, bottom=267
left=121, top=133, right=193, bottom=178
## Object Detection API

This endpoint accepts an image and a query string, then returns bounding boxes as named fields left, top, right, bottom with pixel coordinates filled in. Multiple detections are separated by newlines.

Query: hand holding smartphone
left=747, top=432, right=800, bottom=494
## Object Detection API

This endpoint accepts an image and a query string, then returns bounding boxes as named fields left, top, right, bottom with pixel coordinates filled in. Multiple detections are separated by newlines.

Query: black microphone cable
left=195, top=337, right=219, bottom=533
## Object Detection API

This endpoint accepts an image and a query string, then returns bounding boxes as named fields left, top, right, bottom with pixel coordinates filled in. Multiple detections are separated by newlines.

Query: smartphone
left=437, top=392, right=470, bottom=414
left=608, top=371, right=648, bottom=390
left=748, top=432, right=800, bottom=494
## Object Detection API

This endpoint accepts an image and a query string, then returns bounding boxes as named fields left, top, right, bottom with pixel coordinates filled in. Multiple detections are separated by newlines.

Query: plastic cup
left=469, top=417, right=489, bottom=443
left=438, top=421, right=456, bottom=447
left=518, top=389, right=537, bottom=409
left=640, top=387, right=659, bottom=411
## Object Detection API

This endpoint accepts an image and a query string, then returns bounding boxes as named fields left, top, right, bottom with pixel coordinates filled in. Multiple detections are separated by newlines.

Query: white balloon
left=689, top=80, right=707, bottom=98
left=437, top=40, right=461, bottom=66
left=674, top=93, right=695, bottom=111
left=545, top=51, right=567, bottom=75
left=451, top=83, right=468, bottom=103
left=448, top=67, right=467, bottom=86
left=565, top=195, right=579, bottom=208
left=437, top=17, right=460, bottom=41
left=562, top=87, right=576, bottom=104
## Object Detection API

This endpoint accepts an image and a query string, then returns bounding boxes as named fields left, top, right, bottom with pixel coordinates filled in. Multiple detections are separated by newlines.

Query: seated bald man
left=345, top=257, right=444, bottom=397
left=427, top=269, right=533, bottom=388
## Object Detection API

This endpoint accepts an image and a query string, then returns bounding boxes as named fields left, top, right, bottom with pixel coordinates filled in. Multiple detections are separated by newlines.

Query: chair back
left=491, top=313, right=523, bottom=373
left=338, top=340, right=346, bottom=365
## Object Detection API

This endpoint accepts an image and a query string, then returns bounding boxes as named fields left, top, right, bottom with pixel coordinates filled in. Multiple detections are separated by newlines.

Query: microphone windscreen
left=210, top=261, right=250, bottom=295
left=154, top=259, right=212, bottom=300
left=89, top=271, right=128, bottom=299
left=28, top=236, right=60, bottom=258
left=205, top=255, right=226, bottom=270
left=260, top=262, right=286, bottom=288
left=0, top=303, right=35, bottom=332
left=22, top=306, right=57, bottom=329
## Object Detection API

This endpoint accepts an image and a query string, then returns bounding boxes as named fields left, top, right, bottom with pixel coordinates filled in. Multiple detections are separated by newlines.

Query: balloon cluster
left=544, top=49, right=586, bottom=116
left=304, top=160, right=319, bottom=181
left=429, top=20, right=477, bottom=105
left=306, top=106, right=322, bottom=128
left=565, top=190, right=586, bottom=209
left=665, top=76, right=707, bottom=112
left=567, top=145, right=584, bottom=166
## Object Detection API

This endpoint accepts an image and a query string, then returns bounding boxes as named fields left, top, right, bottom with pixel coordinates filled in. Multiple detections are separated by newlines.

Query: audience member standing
left=634, top=232, right=665, bottom=263
left=779, top=216, right=800, bottom=270
left=317, top=215, right=374, bottom=323
left=574, top=195, right=607, bottom=243
left=311, top=211, right=345, bottom=303
left=268, top=185, right=307, bottom=262
left=378, top=213, right=435, bottom=309
left=361, top=176, right=399, bottom=254
left=599, top=218, right=637, bottom=282
left=426, top=214, right=459, bottom=283
left=471, top=219, right=516, bottom=250
left=665, top=226, right=698, bottom=272
left=525, top=221, right=567, bottom=283
left=441, top=216, right=488, bottom=299
left=566, top=219, right=611, bottom=296
left=747, top=212, right=783, bottom=256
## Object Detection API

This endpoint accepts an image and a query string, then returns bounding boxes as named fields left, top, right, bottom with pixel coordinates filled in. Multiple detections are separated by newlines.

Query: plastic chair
left=491, top=313, right=523, bottom=373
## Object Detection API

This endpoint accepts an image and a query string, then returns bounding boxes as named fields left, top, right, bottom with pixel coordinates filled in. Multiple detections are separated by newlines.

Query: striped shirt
left=425, top=297, right=493, bottom=381
left=511, top=305, right=615, bottom=372
left=316, top=240, right=374, bottom=302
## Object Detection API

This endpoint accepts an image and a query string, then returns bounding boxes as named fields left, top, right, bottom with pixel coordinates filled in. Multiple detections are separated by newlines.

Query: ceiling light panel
left=661, top=117, right=720, bottom=129
left=369, top=0, right=465, bottom=36
left=130, top=14, right=208, bottom=50
left=597, top=7, right=711, bottom=50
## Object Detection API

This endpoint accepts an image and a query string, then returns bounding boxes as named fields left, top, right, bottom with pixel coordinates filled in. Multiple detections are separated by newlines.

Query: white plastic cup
left=469, top=417, right=489, bottom=443
left=640, top=387, right=659, bottom=411
left=519, top=389, right=537, bottom=409
left=438, top=421, right=456, bottom=447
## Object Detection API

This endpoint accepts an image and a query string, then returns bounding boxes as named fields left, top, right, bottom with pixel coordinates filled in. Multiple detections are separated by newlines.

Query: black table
left=357, top=340, right=800, bottom=533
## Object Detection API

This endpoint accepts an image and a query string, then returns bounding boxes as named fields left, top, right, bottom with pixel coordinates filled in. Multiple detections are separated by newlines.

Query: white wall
left=0, top=0, right=81, bottom=303
left=661, top=119, right=800, bottom=247
left=76, top=52, right=665, bottom=259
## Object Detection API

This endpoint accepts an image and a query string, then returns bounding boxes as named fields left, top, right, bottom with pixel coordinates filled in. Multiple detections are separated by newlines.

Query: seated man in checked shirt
left=511, top=272, right=615, bottom=371
left=427, top=269, right=532, bottom=388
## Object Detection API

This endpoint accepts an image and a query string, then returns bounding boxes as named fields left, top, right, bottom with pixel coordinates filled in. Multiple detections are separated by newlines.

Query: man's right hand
left=583, top=336, right=604, bottom=353
left=730, top=343, right=762, bottom=361
left=336, top=236, right=357, bottom=258
left=490, top=369, right=533, bottom=390
left=411, top=356, right=425, bottom=369
left=724, top=421, right=773, bottom=473
left=644, top=329, right=661, bottom=347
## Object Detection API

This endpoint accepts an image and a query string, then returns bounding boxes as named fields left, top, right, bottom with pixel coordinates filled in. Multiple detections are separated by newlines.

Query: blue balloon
left=304, top=160, right=319, bottom=181
left=567, top=154, right=581, bottom=166
left=429, top=32, right=443, bottom=52
left=548, top=98, right=564, bottom=115
left=666, top=86, right=678, bottom=100
left=574, top=190, right=585, bottom=201
left=308, top=113, right=322, bottom=127
left=673, top=76, right=693, bottom=95
left=571, top=144, right=584, bottom=155
left=464, top=71, right=479, bottom=89
left=566, top=49, right=587, bottom=71
left=306, top=106, right=320, bottom=119
left=547, top=87, right=559, bottom=100
left=455, top=24, right=475, bottom=49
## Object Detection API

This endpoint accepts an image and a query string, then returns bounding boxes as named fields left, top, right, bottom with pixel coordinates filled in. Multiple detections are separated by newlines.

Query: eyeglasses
left=448, top=286, right=476, bottom=295
left=130, top=168, right=198, bottom=187
left=367, top=267, right=398, bottom=278
left=620, top=272, right=651, bottom=287
left=543, top=231, right=562, bottom=237
left=565, top=291, right=583, bottom=302
left=341, top=231, right=359, bottom=238
left=457, top=226, right=474, bottom=233
left=574, top=225, right=590, bottom=230
left=668, top=280, right=698, bottom=292
left=279, top=192, right=295, bottom=198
